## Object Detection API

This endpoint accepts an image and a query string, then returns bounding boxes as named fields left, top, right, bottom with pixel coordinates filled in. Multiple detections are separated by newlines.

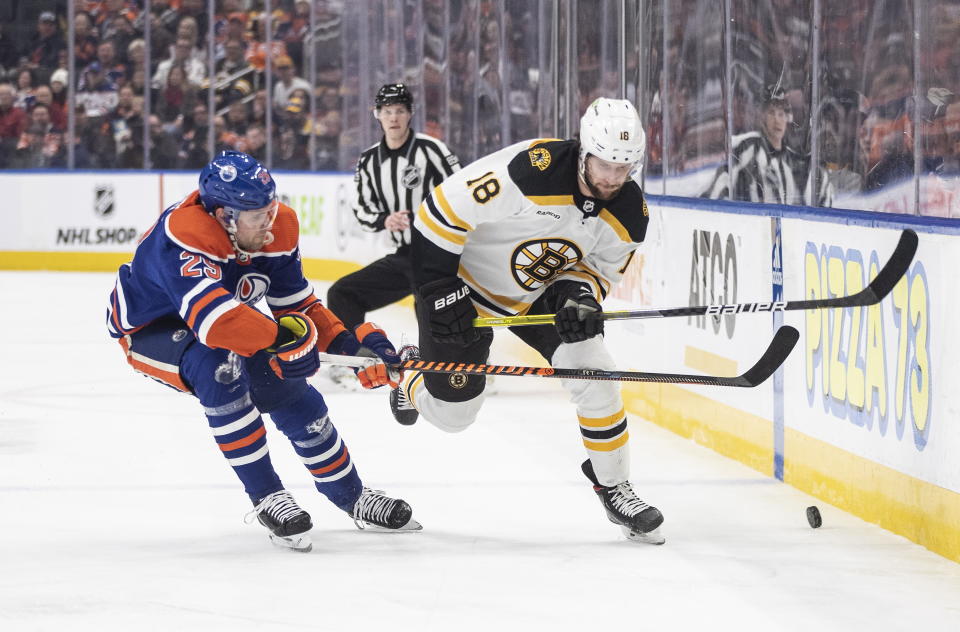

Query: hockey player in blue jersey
left=107, top=151, right=420, bottom=551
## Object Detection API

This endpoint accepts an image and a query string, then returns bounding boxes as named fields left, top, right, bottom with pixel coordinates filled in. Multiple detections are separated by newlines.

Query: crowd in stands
left=0, top=0, right=343, bottom=170
left=3, top=1, right=960, bottom=215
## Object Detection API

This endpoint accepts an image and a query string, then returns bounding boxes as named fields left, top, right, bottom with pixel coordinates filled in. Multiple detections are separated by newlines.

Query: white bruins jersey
left=413, top=138, right=649, bottom=317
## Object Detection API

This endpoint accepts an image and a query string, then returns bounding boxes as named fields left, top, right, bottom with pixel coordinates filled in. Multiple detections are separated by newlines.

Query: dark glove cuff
left=327, top=330, right=360, bottom=356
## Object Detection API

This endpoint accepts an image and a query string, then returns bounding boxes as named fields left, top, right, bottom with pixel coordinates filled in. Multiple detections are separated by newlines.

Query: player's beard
left=239, top=230, right=274, bottom=252
left=581, top=172, right=625, bottom=201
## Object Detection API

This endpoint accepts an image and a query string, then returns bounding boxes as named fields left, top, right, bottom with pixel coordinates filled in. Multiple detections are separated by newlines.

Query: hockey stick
left=474, top=228, right=918, bottom=328
left=316, top=325, right=798, bottom=387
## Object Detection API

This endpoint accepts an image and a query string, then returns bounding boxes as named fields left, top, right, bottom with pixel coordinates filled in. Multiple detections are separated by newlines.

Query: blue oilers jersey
left=106, top=190, right=321, bottom=357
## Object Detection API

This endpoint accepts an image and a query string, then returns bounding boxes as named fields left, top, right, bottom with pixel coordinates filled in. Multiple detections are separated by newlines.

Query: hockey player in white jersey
left=393, top=98, right=665, bottom=544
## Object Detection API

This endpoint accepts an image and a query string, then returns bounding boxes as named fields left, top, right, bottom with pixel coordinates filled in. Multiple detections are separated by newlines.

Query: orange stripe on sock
left=309, top=446, right=349, bottom=475
left=218, top=425, right=266, bottom=452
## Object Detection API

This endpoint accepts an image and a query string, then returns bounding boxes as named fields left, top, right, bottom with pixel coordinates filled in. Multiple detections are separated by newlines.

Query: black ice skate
left=389, top=344, right=420, bottom=426
left=350, top=487, right=422, bottom=531
left=245, top=489, right=314, bottom=552
left=582, top=459, right=665, bottom=545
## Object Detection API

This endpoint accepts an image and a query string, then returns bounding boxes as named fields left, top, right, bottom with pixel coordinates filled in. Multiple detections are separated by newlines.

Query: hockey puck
left=806, top=506, right=822, bottom=528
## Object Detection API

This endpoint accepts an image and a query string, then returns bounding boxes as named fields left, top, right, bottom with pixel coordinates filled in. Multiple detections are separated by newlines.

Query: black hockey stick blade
left=475, top=229, right=918, bottom=327
left=313, top=325, right=798, bottom=387
left=782, top=227, right=918, bottom=310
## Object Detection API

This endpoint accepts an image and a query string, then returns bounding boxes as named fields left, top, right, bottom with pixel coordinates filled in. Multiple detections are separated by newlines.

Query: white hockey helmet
left=578, top=97, right=645, bottom=177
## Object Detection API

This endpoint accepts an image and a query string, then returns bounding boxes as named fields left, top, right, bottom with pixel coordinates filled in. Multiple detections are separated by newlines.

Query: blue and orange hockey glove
left=267, top=312, right=321, bottom=379
left=353, top=322, right=401, bottom=389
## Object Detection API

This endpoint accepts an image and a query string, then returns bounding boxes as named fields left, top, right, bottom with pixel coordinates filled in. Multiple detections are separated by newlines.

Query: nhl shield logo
left=94, top=185, right=115, bottom=218
left=401, top=165, right=422, bottom=189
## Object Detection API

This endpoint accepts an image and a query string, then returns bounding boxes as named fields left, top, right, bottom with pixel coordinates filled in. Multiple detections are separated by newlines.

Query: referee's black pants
left=326, top=251, right=414, bottom=330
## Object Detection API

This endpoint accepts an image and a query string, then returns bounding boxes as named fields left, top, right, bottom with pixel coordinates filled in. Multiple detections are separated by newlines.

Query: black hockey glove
left=419, top=277, right=480, bottom=346
left=551, top=281, right=604, bottom=344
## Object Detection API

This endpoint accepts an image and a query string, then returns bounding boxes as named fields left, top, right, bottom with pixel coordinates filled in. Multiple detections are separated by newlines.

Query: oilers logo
left=511, top=238, right=582, bottom=291
left=219, top=164, right=237, bottom=182
left=235, top=273, right=270, bottom=304
left=401, top=165, right=422, bottom=189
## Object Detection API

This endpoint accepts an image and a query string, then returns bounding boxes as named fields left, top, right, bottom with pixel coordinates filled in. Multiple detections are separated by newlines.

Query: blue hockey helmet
left=198, top=151, right=276, bottom=212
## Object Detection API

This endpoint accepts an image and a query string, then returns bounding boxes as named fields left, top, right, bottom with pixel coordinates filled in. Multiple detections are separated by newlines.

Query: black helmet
left=375, top=83, right=413, bottom=111
left=760, top=83, right=791, bottom=111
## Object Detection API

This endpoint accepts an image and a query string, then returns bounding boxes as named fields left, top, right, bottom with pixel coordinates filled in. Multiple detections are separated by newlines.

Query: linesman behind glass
left=327, top=83, right=460, bottom=323
left=702, top=84, right=833, bottom=207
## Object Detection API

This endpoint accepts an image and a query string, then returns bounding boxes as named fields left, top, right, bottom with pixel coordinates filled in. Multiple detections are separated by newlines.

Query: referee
left=328, top=82, right=461, bottom=332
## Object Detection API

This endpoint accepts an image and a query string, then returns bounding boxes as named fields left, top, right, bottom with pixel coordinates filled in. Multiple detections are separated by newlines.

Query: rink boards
left=2, top=171, right=958, bottom=563
left=608, top=198, right=960, bottom=563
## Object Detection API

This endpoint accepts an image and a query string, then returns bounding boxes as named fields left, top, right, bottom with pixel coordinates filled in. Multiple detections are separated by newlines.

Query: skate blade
left=357, top=518, right=423, bottom=532
left=268, top=532, right=313, bottom=552
left=621, top=525, right=665, bottom=545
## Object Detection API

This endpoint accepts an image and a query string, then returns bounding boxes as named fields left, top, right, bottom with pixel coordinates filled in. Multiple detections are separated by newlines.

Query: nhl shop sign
left=54, top=184, right=138, bottom=247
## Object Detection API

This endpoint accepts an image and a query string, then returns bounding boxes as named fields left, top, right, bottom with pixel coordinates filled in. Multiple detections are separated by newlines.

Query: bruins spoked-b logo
left=448, top=372, right=468, bottom=389
left=511, top=238, right=582, bottom=291
left=401, top=164, right=422, bottom=189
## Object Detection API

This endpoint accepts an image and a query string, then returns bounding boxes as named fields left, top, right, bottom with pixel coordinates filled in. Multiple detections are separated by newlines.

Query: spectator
left=49, top=68, right=69, bottom=122
left=240, top=123, right=266, bottom=161
left=14, top=121, right=64, bottom=168
left=0, top=82, right=27, bottom=168
left=0, top=24, right=18, bottom=75
left=217, top=12, right=250, bottom=62
left=274, top=124, right=308, bottom=170
left=73, top=12, right=100, bottom=69
left=108, top=83, right=142, bottom=157
left=179, top=101, right=214, bottom=168
left=173, top=0, right=210, bottom=41
left=104, top=15, right=137, bottom=64
left=77, top=61, right=119, bottom=118
left=147, top=11, right=176, bottom=71
left=174, top=15, right=206, bottom=65
left=126, top=39, right=146, bottom=79
left=23, top=12, right=65, bottom=80
left=155, top=64, right=197, bottom=125
left=859, top=61, right=915, bottom=192
left=148, top=113, right=180, bottom=168
left=70, top=103, right=100, bottom=168
left=152, top=37, right=206, bottom=90
left=246, top=13, right=289, bottom=72
left=33, top=84, right=66, bottom=131
left=272, top=55, right=310, bottom=113
left=92, top=40, right=127, bottom=88
left=14, top=69, right=36, bottom=110
left=224, top=98, right=250, bottom=137
left=216, top=38, right=251, bottom=78
left=27, top=103, right=58, bottom=135
left=251, top=89, right=268, bottom=127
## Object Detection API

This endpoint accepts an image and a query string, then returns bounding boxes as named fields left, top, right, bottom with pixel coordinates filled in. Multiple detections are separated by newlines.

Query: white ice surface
left=1, top=271, right=959, bottom=632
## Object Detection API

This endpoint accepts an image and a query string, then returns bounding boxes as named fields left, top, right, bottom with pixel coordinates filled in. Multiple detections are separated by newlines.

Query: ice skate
left=582, top=459, right=665, bottom=545
left=245, top=489, right=314, bottom=552
left=350, top=487, right=422, bottom=531
left=389, top=343, right=420, bottom=425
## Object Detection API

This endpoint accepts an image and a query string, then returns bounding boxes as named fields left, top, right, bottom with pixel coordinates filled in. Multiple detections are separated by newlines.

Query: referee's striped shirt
left=352, top=130, right=461, bottom=250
